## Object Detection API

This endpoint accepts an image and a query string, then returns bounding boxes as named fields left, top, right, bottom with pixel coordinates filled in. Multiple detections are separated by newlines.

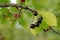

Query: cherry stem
left=15, top=7, right=22, bottom=14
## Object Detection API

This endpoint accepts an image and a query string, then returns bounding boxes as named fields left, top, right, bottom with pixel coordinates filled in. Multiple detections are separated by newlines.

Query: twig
left=50, top=26, right=60, bottom=35
left=0, top=4, right=38, bottom=16
left=0, top=4, right=27, bottom=9
left=43, top=26, right=60, bottom=35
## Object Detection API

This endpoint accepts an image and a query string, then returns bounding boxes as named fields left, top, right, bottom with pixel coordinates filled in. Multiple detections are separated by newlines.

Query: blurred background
left=0, top=0, right=60, bottom=40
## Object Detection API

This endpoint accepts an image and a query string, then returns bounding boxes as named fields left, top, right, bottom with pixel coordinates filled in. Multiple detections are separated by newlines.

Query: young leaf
left=0, top=0, right=10, bottom=4
left=38, top=11, right=57, bottom=26
left=30, top=28, right=41, bottom=35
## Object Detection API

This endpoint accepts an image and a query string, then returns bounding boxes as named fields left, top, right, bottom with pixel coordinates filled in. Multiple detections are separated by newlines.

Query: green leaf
left=30, top=28, right=41, bottom=35
left=38, top=11, right=57, bottom=26
left=40, top=20, right=48, bottom=29
left=18, top=10, right=34, bottom=29
left=18, top=14, right=29, bottom=29
left=0, top=8, right=8, bottom=25
left=0, top=8, right=14, bottom=26
left=0, top=0, right=10, bottom=4
left=9, top=7, right=18, bottom=13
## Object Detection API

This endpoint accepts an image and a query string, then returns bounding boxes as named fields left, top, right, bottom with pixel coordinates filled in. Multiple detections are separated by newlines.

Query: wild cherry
left=30, top=10, right=38, bottom=16
left=34, top=12, right=38, bottom=16
left=37, top=17, right=43, bottom=23
left=35, top=17, right=43, bottom=27
left=14, top=14, right=20, bottom=18
left=20, top=0, right=25, bottom=2
left=30, top=24, right=35, bottom=28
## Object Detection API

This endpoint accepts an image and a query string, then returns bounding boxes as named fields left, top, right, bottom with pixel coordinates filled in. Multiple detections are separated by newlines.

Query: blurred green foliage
left=0, top=0, right=60, bottom=40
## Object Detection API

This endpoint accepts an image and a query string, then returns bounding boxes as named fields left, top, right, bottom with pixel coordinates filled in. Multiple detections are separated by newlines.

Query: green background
left=0, top=0, right=60, bottom=40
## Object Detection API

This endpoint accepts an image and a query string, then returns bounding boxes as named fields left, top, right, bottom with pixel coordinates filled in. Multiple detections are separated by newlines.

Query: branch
left=0, top=4, right=28, bottom=9
left=0, top=4, right=38, bottom=16
left=50, top=26, right=60, bottom=35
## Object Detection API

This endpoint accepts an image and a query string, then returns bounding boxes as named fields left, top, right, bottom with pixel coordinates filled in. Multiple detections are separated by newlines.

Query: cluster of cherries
left=30, top=17, right=43, bottom=28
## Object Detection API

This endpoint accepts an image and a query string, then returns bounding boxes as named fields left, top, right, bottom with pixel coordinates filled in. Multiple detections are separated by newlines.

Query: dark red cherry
left=20, top=0, right=25, bottom=2
left=14, top=14, right=20, bottom=18
left=30, top=24, right=35, bottom=28
left=31, top=10, right=38, bottom=16
left=38, top=19, right=42, bottom=23
left=40, top=17, right=43, bottom=19
left=37, top=17, right=43, bottom=23
left=34, top=12, right=38, bottom=16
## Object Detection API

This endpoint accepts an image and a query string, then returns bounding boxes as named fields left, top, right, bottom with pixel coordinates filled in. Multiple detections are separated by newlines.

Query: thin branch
left=43, top=26, right=60, bottom=35
left=50, top=26, right=60, bottom=35
left=0, top=4, right=38, bottom=16
left=0, top=4, right=28, bottom=9
left=0, top=4, right=32, bottom=11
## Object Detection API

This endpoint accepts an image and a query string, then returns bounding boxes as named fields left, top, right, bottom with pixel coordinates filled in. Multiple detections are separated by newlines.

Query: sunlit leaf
left=38, top=11, right=57, bottom=26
